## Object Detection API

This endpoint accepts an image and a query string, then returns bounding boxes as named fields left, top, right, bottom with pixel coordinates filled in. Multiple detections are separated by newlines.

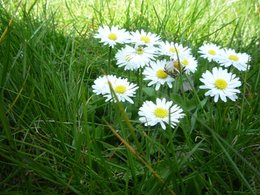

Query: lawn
left=0, top=0, right=259, bottom=194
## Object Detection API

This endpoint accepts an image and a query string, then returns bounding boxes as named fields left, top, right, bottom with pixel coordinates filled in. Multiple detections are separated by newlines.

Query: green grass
left=0, top=0, right=260, bottom=194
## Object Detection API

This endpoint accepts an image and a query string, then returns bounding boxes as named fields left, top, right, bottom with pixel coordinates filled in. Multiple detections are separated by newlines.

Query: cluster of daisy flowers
left=198, top=43, right=250, bottom=102
left=92, top=25, right=251, bottom=130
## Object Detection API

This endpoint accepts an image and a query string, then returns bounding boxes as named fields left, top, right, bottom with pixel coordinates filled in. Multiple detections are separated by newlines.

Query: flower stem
left=138, top=68, right=143, bottom=102
left=107, top=46, right=112, bottom=73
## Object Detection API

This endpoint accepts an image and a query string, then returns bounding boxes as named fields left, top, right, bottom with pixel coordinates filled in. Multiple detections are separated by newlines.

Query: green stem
left=107, top=46, right=112, bottom=73
left=138, top=68, right=143, bottom=102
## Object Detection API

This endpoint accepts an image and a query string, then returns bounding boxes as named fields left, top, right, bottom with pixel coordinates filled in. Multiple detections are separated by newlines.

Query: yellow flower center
left=136, top=47, right=144, bottom=55
left=208, top=49, right=216, bottom=55
left=154, top=107, right=168, bottom=118
left=215, top=79, right=228, bottom=90
left=228, top=54, right=239, bottom=61
left=140, top=36, right=151, bottom=43
left=125, top=54, right=132, bottom=61
left=156, top=69, right=168, bottom=79
left=108, top=33, right=117, bottom=41
left=114, top=85, right=126, bottom=94
left=169, top=47, right=179, bottom=53
left=181, top=59, right=189, bottom=66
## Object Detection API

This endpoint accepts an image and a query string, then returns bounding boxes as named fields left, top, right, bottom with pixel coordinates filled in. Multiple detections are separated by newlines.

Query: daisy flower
left=159, top=41, right=191, bottom=59
left=199, top=67, right=242, bottom=102
left=92, top=75, right=117, bottom=95
left=217, top=48, right=251, bottom=71
left=104, top=77, right=138, bottom=104
left=115, top=47, right=135, bottom=70
left=138, top=98, right=185, bottom=130
left=92, top=75, right=138, bottom=104
left=198, top=43, right=223, bottom=62
left=94, top=25, right=130, bottom=48
left=178, top=54, right=198, bottom=74
left=143, top=60, right=174, bottom=90
left=115, top=45, right=157, bottom=70
left=128, top=29, right=161, bottom=46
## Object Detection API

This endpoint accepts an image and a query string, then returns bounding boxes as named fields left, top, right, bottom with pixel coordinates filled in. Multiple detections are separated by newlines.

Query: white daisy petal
left=143, top=60, right=174, bottom=90
left=94, top=25, right=130, bottom=48
left=115, top=45, right=158, bottom=70
left=199, top=67, right=241, bottom=102
left=128, top=29, right=161, bottom=46
left=159, top=41, right=191, bottom=59
left=92, top=75, right=117, bottom=95
left=217, top=48, right=251, bottom=71
left=92, top=75, right=138, bottom=104
left=178, top=54, right=198, bottom=74
left=138, top=98, right=185, bottom=130
left=198, top=43, right=223, bottom=62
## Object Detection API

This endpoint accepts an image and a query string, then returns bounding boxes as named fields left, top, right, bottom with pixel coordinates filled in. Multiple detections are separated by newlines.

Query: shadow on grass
left=0, top=5, right=116, bottom=194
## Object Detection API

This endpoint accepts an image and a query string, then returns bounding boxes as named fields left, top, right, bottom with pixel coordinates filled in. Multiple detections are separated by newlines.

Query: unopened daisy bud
left=164, top=59, right=183, bottom=77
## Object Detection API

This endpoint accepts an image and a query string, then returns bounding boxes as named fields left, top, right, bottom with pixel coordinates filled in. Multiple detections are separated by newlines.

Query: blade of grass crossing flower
left=107, top=80, right=142, bottom=150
